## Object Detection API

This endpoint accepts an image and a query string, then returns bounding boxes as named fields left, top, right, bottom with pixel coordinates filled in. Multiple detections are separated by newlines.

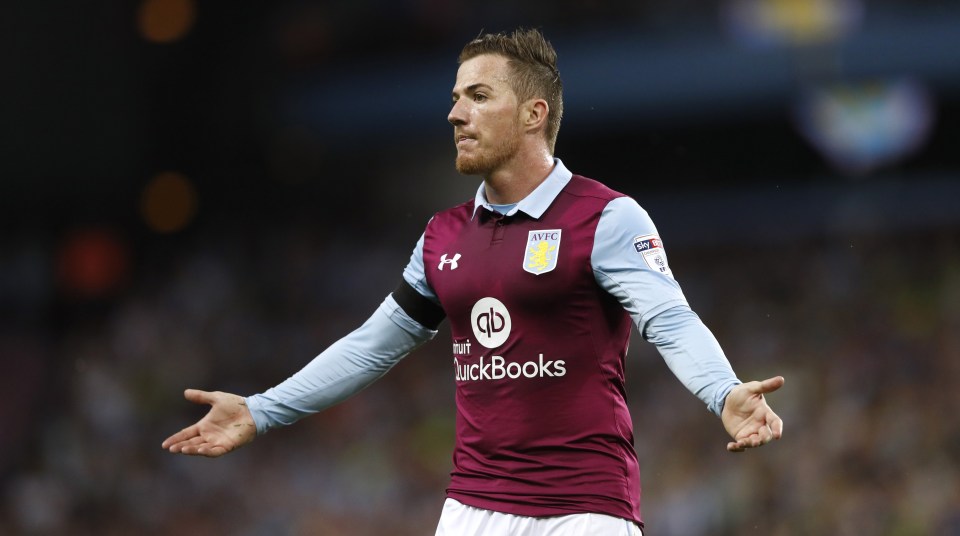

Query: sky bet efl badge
left=524, top=229, right=561, bottom=275
left=633, top=234, right=674, bottom=278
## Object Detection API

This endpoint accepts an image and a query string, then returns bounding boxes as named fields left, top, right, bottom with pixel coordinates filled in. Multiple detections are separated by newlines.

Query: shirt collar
left=471, top=158, right=572, bottom=220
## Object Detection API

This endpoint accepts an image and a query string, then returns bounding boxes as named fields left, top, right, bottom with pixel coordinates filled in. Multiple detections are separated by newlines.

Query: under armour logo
left=438, top=253, right=461, bottom=270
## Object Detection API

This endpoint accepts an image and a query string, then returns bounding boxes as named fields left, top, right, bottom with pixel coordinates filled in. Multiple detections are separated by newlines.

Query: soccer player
left=162, top=28, right=784, bottom=535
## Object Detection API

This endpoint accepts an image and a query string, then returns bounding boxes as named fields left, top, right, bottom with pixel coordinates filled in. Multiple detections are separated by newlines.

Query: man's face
left=448, top=54, right=523, bottom=176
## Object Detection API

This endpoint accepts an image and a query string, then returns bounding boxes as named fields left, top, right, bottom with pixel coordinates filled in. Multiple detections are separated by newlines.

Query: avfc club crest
left=524, top=229, right=561, bottom=275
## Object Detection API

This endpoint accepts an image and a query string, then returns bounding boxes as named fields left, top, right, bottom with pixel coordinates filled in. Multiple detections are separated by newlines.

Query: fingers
left=170, top=442, right=228, bottom=457
left=179, top=443, right=229, bottom=458
left=162, top=424, right=199, bottom=450
left=769, top=410, right=784, bottom=440
left=724, top=377, right=785, bottom=453
left=162, top=389, right=215, bottom=451
left=162, top=389, right=242, bottom=457
left=162, top=427, right=207, bottom=452
left=725, top=376, right=784, bottom=408
left=726, top=409, right=784, bottom=453
left=183, top=388, right=216, bottom=405
left=752, top=376, right=785, bottom=395
left=726, top=429, right=770, bottom=452
left=163, top=433, right=230, bottom=457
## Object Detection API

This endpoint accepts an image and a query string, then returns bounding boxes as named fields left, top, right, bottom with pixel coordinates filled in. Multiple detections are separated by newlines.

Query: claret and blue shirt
left=245, top=159, right=741, bottom=528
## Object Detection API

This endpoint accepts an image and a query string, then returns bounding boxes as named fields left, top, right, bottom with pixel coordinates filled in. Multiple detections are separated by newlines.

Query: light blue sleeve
left=402, top=231, right=440, bottom=304
left=591, top=196, right=688, bottom=328
left=244, top=294, right=437, bottom=435
left=592, top=197, right=740, bottom=416
left=643, top=306, right=741, bottom=416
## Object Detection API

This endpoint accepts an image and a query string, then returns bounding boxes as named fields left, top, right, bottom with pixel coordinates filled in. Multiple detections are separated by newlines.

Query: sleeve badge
left=633, top=234, right=674, bottom=278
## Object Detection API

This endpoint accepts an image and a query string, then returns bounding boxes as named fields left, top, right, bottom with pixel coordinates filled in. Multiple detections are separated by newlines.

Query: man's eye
left=474, top=93, right=487, bottom=102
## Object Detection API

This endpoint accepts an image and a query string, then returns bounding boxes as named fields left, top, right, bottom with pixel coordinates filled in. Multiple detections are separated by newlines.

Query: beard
left=454, top=127, right=522, bottom=176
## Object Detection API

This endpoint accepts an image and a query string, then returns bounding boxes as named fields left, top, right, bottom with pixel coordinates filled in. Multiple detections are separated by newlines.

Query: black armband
left=392, top=279, right=446, bottom=330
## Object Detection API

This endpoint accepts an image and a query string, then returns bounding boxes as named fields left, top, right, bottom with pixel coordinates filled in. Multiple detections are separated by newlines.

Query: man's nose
left=448, top=99, right=467, bottom=126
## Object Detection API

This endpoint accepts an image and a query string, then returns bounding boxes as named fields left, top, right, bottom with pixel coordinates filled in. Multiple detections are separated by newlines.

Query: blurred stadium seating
left=3, top=1, right=959, bottom=534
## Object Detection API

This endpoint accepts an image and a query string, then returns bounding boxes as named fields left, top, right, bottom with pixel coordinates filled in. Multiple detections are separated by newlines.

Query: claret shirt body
left=424, top=174, right=638, bottom=522
left=405, top=159, right=691, bottom=526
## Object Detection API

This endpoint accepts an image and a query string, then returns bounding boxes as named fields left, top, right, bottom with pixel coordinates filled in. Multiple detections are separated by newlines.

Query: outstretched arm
left=721, top=376, right=785, bottom=452
left=243, top=292, right=440, bottom=435
left=588, top=197, right=785, bottom=452
left=161, top=389, right=256, bottom=457
left=161, top=292, right=440, bottom=455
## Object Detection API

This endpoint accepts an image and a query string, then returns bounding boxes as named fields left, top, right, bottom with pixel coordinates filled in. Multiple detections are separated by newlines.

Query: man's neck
left=483, top=151, right=555, bottom=205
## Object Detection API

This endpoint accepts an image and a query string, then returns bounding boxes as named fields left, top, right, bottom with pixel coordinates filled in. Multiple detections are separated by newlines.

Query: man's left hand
left=721, top=376, right=785, bottom=452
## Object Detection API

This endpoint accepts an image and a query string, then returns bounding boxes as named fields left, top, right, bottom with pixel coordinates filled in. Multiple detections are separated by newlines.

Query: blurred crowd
left=2, top=209, right=957, bottom=535
left=5, top=0, right=960, bottom=534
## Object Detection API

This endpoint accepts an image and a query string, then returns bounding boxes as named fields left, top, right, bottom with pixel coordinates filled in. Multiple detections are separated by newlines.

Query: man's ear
left=521, top=99, right=549, bottom=134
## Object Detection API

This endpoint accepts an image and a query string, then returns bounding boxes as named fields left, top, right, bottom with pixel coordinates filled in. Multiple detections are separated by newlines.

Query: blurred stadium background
left=4, top=0, right=960, bottom=534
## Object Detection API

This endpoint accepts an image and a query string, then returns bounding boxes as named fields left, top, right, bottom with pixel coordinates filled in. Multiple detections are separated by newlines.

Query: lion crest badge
left=524, top=229, right=561, bottom=275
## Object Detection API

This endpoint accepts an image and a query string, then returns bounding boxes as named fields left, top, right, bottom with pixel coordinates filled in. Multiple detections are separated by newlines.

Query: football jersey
left=419, top=170, right=644, bottom=524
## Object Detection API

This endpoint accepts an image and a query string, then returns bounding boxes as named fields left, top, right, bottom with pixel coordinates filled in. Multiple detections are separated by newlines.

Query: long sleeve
left=592, top=196, right=740, bottom=416
left=642, top=305, right=740, bottom=416
left=244, top=294, right=437, bottom=435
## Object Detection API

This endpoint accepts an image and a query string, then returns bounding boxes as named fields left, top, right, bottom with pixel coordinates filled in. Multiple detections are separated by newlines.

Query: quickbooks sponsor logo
left=453, top=354, right=566, bottom=382
left=471, top=297, right=511, bottom=348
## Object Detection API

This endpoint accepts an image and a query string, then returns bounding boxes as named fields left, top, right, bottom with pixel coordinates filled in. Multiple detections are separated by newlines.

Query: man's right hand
left=161, top=389, right=257, bottom=457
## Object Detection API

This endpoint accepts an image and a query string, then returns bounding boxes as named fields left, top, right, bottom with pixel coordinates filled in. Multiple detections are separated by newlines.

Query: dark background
left=3, top=1, right=959, bottom=534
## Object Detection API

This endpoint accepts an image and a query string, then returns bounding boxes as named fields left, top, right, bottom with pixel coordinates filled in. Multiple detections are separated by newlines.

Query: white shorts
left=434, top=498, right=643, bottom=536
